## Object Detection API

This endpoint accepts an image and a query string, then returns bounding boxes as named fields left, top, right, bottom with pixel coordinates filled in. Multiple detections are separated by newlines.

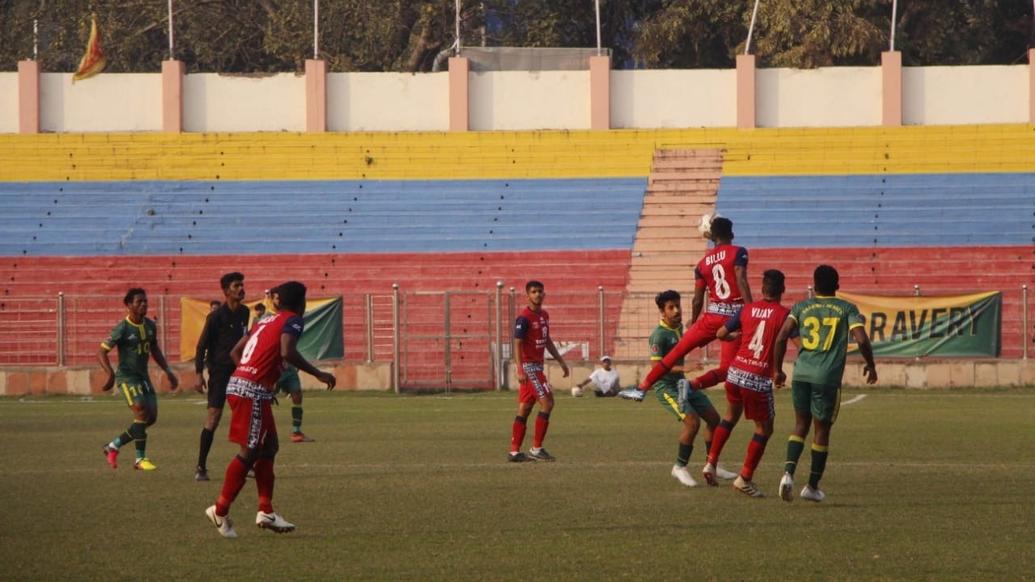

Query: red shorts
left=518, top=365, right=552, bottom=404
left=227, top=394, right=277, bottom=449
left=724, top=382, right=775, bottom=422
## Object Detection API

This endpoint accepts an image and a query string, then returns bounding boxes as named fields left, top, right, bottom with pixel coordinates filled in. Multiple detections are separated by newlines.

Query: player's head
left=655, top=289, right=682, bottom=326
left=600, top=355, right=612, bottom=370
left=709, top=217, right=733, bottom=243
left=761, top=269, right=786, bottom=300
left=123, top=288, right=147, bottom=316
left=220, top=272, right=245, bottom=301
left=272, top=281, right=307, bottom=314
left=525, top=280, right=545, bottom=308
left=254, top=303, right=266, bottom=316
left=813, top=264, right=840, bottom=296
left=209, top=300, right=221, bottom=312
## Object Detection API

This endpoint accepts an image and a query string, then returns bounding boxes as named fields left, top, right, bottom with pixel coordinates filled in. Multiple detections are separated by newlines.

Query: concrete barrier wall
left=0, top=73, right=18, bottom=133
left=5, top=65, right=1032, bottom=132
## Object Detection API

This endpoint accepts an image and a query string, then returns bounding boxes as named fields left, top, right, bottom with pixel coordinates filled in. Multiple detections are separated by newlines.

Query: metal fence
left=0, top=285, right=1030, bottom=389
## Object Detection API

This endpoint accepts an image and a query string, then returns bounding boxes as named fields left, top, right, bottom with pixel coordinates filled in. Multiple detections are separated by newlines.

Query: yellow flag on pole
left=73, top=14, right=106, bottom=81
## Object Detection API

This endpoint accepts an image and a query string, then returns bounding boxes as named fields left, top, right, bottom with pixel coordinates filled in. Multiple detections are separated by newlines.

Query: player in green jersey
left=99, top=288, right=179, bottom=471
left=645, top=290, right=735, bottom=488
left=773, top=265, right=877, bottom=502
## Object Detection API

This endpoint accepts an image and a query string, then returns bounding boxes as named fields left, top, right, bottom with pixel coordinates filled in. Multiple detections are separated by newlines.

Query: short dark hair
left=220, top=272, right=244, bottom=292
left=525, top=280, right=544, bottom=292
left=762, top=269, right=786, bottom=297
left=272, top=281, right=307, bottom=313
left=710, top=217, right=733, bottom=240
left=254, top=303, right=266, bottom=314
left=209, top=300, right=221, bottom=308
left=123, top=288, right=146, bottom=305
left=655, top=289, right=681, bottom=310
left=814, top=265, right=840, bottom=295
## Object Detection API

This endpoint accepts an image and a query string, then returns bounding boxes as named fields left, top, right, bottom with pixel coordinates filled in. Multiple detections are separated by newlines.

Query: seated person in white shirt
left=574, top=356, right=621, bottom=397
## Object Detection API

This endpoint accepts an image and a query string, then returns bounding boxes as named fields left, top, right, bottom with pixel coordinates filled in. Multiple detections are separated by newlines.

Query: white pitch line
left=842, top=394, right=867, bottom=405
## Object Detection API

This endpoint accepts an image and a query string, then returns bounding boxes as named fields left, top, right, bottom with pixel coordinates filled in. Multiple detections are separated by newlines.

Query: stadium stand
left=0, top=125, right=1032, bottom=382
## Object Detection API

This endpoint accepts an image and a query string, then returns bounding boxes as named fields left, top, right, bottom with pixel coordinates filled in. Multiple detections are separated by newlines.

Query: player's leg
left=733, top=388, right=774, bottom=498
left=208, top=392, right=261, bottom=537
left=196, top=368, right=230, bottom=481
left=253, top=412, right=295, bottom=533
left=641, top=318, right=717, bottom=389
left=656, top=385, right=698, bottom=487
left=528, top=372, right=556, bottom=461
left=801, top=384, right=839, bottom=502
left=508, top=384, right=536, bottom=462
left=704, top=382, right=743, bottom=484
left=103, top=382, right=143, bottom=469
left=691, top=323, right=741, bottom=389
left=131, top=384, right=159, bottom=470
left=282, top=371, right=311, bottom=443
left=780, top=380, right=815, bottom=501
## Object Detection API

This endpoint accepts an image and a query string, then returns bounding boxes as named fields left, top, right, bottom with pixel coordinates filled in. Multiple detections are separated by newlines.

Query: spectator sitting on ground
left=573, top=356, right=622, bottom=397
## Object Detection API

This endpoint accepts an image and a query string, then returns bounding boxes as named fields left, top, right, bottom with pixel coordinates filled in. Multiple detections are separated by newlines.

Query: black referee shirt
left=194, top=303, right=250, bottom=374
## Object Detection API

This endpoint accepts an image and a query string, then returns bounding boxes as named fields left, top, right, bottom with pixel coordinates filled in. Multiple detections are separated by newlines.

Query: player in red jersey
left=508, top=280, right=569, bottom=463
left=639, top=217, right=752, bottom=396
left=702, top=270, right=790, bottom=497
left=205, top=281, right=336, bottom=538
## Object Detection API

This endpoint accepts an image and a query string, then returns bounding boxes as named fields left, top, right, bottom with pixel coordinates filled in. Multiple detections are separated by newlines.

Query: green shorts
left=791, top=380, right=841, bottom=424
left=654, top=382, right=714, bottom=421
left=117, top=377, right=157, bottom=409
left=276, top=367, right=301, bottom=395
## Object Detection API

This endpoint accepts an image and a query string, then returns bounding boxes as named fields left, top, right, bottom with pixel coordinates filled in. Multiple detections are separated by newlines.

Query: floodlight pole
left=313, top=0, right=319, bottom=59
left=889, top=0, right=898, bottom=51
left=745, top=0, right=761, bottom=55
left=594, top=0, right=602, bottom=56
left=167, top=0, right=174, bottom=59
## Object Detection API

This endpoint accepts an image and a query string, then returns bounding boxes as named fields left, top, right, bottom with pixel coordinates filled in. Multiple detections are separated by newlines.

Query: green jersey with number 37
left=788, top=296, right=864, bottom=386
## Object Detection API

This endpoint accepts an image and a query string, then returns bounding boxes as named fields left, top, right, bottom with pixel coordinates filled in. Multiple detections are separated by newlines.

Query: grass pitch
left=1, top=387, right=1033, bottom=581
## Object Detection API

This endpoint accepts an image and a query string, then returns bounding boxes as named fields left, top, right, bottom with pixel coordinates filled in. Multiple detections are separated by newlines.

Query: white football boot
left=779, top=472, right=794, bottom=502
left=256, top=511, right=297, bottom=533
left=800, top=485, right=826, bottom=503
left=205, top=505, right=238, bottom=539
left=701, top=463, right=719, bottom=487
left=714, top=464, right=739, bottom=480
left=733, top=475, right=765, bottom=498
left=671, top=465, right=698, bottom=487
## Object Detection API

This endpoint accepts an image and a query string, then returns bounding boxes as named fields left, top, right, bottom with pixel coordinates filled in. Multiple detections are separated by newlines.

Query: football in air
left=698, top=212, right=721, bottom=240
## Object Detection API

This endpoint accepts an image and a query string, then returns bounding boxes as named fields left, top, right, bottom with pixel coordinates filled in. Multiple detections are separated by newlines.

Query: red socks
left=692, top=369, right=727, bottom=390
left=532, top=412, right=550, bottom=448
left=741, top=433, right=770, bottom=480
left=215, top=455, right=250, bottom=516
left=708, top=420, right=734, bottom=465
left=253, top=458, right=275, bottom=514
left=510, top=416, right=528, bottom=453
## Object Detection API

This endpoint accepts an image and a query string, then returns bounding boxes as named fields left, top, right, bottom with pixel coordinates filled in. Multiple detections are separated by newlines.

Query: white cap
left=600, top=355, right=612, bottom=362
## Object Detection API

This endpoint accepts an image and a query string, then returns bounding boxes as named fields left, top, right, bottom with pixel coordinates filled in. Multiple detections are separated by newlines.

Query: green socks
left=676, top=443, right=692, bottom=467
left=785, top=435, right=806, bottom=475
left=809, top=444, right=829, bottom=489
left=291, top=405, right=303, bottom=433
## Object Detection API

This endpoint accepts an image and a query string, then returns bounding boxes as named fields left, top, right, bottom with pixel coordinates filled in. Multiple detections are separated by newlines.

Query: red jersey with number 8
left=232, top=310, right=304, bottom=389
left=694, top=244, right=749, bottom=308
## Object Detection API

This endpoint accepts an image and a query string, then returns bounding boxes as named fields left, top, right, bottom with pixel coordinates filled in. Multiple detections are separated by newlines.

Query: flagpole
left=745, top=0, right=761, bottom=55
left=33, top=18, right=38, bottom=60
left=167, top=0, right=174, bottom=59
left=889, top=0, right=898, bottom=52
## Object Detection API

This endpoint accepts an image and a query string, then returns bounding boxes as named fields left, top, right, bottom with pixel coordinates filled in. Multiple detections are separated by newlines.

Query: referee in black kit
left=193, top=272, right=250, bottom=482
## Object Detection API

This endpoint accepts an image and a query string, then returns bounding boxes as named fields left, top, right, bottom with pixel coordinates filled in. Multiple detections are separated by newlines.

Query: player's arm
left=192, top=312, right=216, bottom=391
left=545, top=338, right=569, bottom=378
left=716, top=307, right=743, bottom=342
left=512, top=315, right=530, bottom=382
left=229, top=334, right=247, bottom=366
left=734, top=264, right=752, bottom=304
left=149, top=333, right=179, bottom=391
left=97, top=344, right=116, bottom=391
left=282, top=333, right=336, bottom=390
left=772, top=316, right=797, bottom=388
left=691, top=274, right=706, bottom=324
left=851, top=326, right=878, bottom=385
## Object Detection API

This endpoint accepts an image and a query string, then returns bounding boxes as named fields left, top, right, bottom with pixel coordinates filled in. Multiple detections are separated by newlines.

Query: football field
left=1, top=387, right=1032, bottom=581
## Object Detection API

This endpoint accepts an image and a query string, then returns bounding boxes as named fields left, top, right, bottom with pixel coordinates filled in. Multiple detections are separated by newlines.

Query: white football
left=571, top=387, right=584, bottom=397
left=698, top=212, right=721, bottom=239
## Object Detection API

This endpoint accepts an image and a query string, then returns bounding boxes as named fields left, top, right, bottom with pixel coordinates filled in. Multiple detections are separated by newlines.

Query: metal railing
left=0, top=285, right=1030, bottom=384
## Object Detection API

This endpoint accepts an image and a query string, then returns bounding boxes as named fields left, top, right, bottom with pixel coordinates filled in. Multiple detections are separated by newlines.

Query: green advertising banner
left=840, top=291, right=1001, bottom=357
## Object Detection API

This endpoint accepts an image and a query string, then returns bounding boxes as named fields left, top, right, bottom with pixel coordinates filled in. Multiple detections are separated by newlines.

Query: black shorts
left=207, top=367, right=234, bottom=409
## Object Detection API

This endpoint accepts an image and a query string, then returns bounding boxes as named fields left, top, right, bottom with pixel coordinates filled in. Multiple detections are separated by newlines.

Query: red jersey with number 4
left=514, top=306, right=550, bottom=365
left=232, top=310, right=304, bottom=389
left=694, top=244, right=749, bottom=308
left=725, top=300, right=789, bottom=382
